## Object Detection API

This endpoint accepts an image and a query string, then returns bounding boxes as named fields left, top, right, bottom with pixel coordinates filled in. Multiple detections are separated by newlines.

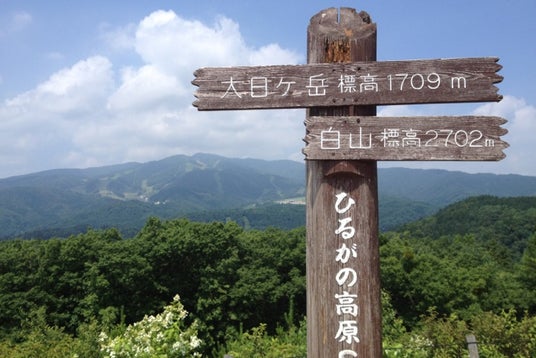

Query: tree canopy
left=0, top=195, right=534, bottom=356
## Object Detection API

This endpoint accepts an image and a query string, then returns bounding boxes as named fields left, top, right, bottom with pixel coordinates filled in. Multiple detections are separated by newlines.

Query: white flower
left=99, top=294, right=202, bottom=357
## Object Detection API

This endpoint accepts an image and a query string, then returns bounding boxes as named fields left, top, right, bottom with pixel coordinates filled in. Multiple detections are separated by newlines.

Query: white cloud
left=249, top=43, right=302, bottom=66
left=107, top=65, right=183, bottom=112
left=0, top=11, right=32, bottom=37
left=0, top=56, right=114, bottom=175
left=472, top=96, right=536, bottom=175
left=99, top=22, right=137, bottom=52
left=0, top=10, right=304, bottom=178
left=2, top=8, right=535, bottom=179
left=97, top=10, right=304, bottom=165
left=6, top=56, right=113, bottom=114
left=45, top=51, right=65, bottom=61
left=1, top=8, right=534, bottom=179
left=10, top=11, right=32, bottom=32
left=136, top=12, right=245, bottom=72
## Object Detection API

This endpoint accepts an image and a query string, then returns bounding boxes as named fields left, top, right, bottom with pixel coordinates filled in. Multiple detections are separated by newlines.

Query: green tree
left=470, top=309, right=536, bottom=357
left=0, top=307, right=76, bottom=358
left=519, top=232, right=536, bottom=310
left=380, top=231, right=529, bottom=326
left=222, top=320, right=306, bottom=358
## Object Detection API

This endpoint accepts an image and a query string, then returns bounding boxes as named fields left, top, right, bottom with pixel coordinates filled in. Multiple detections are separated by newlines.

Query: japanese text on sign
left=320, top=127, right=496, bottom=150
left=334, top=192, right=360, bottom=357
left=192, top=58, right=502, bottom=110
left=219, top=71, right=462, bottom=99
left=303, top=116, right=508, bottom=161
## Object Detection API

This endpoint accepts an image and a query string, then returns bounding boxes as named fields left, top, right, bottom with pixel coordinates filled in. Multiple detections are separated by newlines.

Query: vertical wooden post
left=466, top=334, right=480, bottom=358
left=306, top=8, right=381, bottom=357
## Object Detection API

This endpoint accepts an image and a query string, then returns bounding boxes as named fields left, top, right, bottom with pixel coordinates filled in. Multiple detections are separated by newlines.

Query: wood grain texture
left=304, top=115, right=508, bottom=161
left=305, top=8, right=382, bottom=357
left=192, top=57, right=502, bottom=110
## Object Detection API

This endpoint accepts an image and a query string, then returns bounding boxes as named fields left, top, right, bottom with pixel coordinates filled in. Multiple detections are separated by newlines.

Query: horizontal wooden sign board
left=193, top=57, right=502, bottom=110
left=303, top=115, right=508, bottom=161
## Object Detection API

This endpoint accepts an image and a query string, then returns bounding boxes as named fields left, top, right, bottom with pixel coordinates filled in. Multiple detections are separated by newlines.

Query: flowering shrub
left=99, top=295, right=202, bottom=357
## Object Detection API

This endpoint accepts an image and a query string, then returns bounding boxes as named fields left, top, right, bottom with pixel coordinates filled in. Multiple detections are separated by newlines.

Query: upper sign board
left=193, top=57, right=502, bottom=110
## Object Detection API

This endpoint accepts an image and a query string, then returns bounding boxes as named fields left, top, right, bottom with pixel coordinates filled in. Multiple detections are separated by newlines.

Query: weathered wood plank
left=193, top=57, right=502, bottom=110
left=306, top=7, right=382, bottom=358
left=304, top=115, right=508, bottom=161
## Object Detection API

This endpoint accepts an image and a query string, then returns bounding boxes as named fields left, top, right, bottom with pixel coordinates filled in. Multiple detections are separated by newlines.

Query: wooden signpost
left=192, top=7, right=507, bottom=358
left=193, top=58, right=502, bottom=110
left=304, top=115, right=508, bottom=161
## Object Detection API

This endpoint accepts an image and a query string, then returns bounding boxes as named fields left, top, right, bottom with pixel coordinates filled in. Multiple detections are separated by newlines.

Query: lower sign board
left=303, top=116, right=508, bottom=161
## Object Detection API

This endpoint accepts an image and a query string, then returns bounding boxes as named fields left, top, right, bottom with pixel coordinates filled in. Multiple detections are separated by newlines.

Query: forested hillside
left=0, top=153, right=305, bottom=239
left=2, top=154, right=536, bottom=239
left=399, top=195, right=536, bottom=257
left=0, top=195, right=535, bottom=356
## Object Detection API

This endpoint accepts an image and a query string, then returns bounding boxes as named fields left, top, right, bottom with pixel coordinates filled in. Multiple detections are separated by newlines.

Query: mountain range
left=1, top=153, right=535, bottom=239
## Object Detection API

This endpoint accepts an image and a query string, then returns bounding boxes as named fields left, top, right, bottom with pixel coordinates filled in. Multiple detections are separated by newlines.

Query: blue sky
left=0, top=0, right=535, bottom=178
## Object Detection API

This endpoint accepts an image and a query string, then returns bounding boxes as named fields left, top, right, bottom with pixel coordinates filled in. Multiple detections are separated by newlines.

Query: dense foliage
left=0, top=195, right=534, bottom=356
left=0, top=220, right=306, bottom=356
